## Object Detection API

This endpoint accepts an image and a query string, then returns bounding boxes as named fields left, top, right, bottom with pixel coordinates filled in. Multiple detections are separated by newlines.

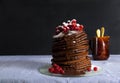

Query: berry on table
left=93, top=67, right=98, bottom=71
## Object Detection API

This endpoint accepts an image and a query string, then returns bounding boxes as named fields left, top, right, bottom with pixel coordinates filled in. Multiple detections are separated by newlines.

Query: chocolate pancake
left=51, top=19, right=91, bottom=75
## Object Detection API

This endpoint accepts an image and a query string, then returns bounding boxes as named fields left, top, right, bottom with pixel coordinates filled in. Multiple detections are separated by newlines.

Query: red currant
left=48, top=67, right=54, bottom=73
left=60, top=70, right=65, bottom=74
left=58, top=67, right=62, bottom=71
left=76, top=26, right=81, bottom=31
left=63, top=28, right=67, bottom=33
left=93, top=67, right=98, bottom=71
left=53, top=69, right=59, bottom=74
left=87, top=67, right=91, bottom=72
left=68, top=25, right=72, bottom=30
left=49, top=63, right=65, bottom=74
left=71, top=19, right=77, bottom=27
left=55, top=66, right=60, bottom=70
left=66, top=26, right=70, bottom=30
left=71, top=19, right=77, bottom=23
left=79, top=25, right=84, bottom=29
left=53, top=64, right=58, bottom=68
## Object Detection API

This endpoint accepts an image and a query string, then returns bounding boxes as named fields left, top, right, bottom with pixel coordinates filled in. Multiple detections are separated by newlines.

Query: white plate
left=39, top=65, right=102, bottom=77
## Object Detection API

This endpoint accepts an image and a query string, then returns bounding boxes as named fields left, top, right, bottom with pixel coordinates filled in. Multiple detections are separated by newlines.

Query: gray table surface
left=0, top=55, right=120, bottom=83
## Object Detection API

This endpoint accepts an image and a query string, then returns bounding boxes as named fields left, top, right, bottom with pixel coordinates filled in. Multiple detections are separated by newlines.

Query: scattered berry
left=87, top=67, right=91, bottom=72
left=53, top=63, right=58, bottom=68
left=93, top=67, right=98, bottom=71
left=48, top=67, right=54, bottom=73
left=53, top=69, right=59, bottom=74
left=71, top=19, right=77, bottom=23
left=60, top=70, right=65, bottom=74
left=71, top=19, right=77, bottom=27
left=63, top=27, right=68, bottom=33
left=65, top=26, right=70, bottom=31
left=55, top=66, right=60, bottom=70
left=58, top=67, right=62, bottom=71
left=79, top=25, right=84, bottom=29
left=48, top=63, right=65, bottom=74
left=55, top=19, right=84, bottom=34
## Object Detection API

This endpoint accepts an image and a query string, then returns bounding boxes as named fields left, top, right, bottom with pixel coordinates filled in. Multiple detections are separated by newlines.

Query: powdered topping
left=53, top=32, right=65, bottom=38
left=53, top=31, right=78, bottom=38
left=53, top=19, right=84, bottom=38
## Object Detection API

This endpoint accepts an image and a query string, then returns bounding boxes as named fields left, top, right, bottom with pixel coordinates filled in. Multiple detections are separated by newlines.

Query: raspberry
left=60, top=70, right=65, bottom=74
left=75, top=26, right=81, bottom=31
left=79, top=25, right=84, bottom=29
left=50, top=64, right=65, bottom=74
left=71, top=19, right=77, bottom=23
left=48, top=67, right=54, bottom=73
left=58, top=67, right=62, bottom=71
left=53, top=64, right=58, bottom=68
left=63, top=28, right=67, bottom=33
left=71, top=19, right=77, bottom=28
left=65, top=26, right=70, bottom=30
left=93, top=67, right=98, bottom=71
left=87, top=67, right=91, bottom=72
left=53, top=69, right=59, bottom=74
left=55, top=66, right=60, bottom=70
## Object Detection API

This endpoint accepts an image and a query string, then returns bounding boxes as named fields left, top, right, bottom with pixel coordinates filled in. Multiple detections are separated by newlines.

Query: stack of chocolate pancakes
left=52, top=30, right=91, bottom=75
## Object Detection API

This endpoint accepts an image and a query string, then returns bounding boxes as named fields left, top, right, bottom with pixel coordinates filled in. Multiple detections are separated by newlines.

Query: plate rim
left=39, top=65, right=102, bottom=77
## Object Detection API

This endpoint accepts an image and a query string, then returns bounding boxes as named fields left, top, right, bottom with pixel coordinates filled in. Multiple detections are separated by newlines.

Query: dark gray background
left=0, top=0, right=120, bottom=55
